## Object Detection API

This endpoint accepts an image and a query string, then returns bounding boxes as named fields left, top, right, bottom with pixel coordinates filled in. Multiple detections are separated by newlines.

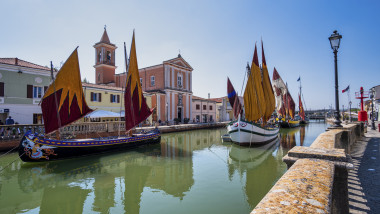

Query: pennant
left=297, top=77, right=301, bottom=81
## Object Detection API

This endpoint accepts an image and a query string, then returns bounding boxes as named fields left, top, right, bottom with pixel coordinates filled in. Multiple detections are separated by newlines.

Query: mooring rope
left=0, top=151, right=25, bottom=174
left=0, top=145, right=19, bottom=159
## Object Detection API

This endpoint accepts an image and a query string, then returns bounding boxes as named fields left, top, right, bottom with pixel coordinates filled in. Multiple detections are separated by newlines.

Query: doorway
left=177, top=107, right=182, bottom=122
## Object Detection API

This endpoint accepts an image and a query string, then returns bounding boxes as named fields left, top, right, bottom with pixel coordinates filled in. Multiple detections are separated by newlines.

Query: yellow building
left=82, top=83, right=153, bottom=124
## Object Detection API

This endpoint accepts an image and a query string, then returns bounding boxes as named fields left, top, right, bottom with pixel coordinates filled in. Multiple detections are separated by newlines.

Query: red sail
left=299, top=94, right=305, bottom=120
left=227, top=77, right=242, bottom=118
left=41, top=49, right=93, bottom=134
left=124, top=32, right=153, bottom=131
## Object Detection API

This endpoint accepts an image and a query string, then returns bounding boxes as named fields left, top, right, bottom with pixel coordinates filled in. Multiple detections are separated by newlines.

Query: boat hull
left=18, top=129, right=161, bottom=162
left=279, top=120, right=300, bottom=128
left=227, top=120, right=279, bottom=146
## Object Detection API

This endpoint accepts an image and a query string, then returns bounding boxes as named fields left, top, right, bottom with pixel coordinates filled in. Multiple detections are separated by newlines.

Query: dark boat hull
left=279, top=120, right=300, bottom=128
left=18, top=129, right=161, bottom=162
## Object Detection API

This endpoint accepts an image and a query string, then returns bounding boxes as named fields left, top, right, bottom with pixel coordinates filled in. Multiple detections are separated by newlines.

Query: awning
left=85, top=110, right=123, bottom=118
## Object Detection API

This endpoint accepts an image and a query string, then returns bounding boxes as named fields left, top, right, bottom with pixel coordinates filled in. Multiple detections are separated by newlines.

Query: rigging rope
left=0, top=152, right=25, bottom=174
left=0, top=145, right=19, bottom=159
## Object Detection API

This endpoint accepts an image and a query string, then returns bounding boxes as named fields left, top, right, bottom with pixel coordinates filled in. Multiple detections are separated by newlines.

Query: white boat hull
left=227, top=120, right=279, bottom=146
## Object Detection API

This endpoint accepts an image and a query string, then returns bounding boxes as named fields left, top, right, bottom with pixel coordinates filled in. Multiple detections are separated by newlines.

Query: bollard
left=378, top=124, right=380, bottom=132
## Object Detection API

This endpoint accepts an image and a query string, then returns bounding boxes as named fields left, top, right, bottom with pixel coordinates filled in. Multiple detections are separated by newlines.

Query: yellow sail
left=261, top=41, right=276, bottom=122
left=243, top=44, right=266, bottom=122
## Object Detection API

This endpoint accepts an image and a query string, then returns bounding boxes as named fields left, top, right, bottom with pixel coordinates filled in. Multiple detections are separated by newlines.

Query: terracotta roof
left=83, top=82, right=122, bottom=91
left=82, top=82, right=150, bottom=95
left=0, top=58, right=50, bottom=71
left=209, top=97, right=224, bottom=103
left=192, top=96, right=216, bottom=102
left=100, top=29, right=111, bottom=43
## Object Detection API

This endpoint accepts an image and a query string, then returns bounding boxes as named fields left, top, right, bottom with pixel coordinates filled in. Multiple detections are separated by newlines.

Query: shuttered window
left=27, top=85, right=33, bottom=98
left=0, top=82, right=4, bottom=97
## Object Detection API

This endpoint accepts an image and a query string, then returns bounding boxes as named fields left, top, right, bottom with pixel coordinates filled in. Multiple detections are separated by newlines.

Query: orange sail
left=261, top=41, right=276, bottom=122
left=124, top=31, right=153, bottom=131
left=243, top=44, right=266, bottom=122
left=41, top=48, right=93, bottom=134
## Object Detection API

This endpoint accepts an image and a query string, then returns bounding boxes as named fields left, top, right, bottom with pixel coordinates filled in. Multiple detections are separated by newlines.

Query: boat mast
left=50, top=61, right=62, bottom=138
left=119, top=42, right=128, bottom=137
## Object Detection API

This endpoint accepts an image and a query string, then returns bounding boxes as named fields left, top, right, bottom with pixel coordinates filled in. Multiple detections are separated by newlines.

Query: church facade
left=94, top=28, right=193, bottom=123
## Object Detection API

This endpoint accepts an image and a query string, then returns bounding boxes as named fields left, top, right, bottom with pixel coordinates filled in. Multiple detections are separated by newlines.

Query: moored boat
left=19, top=31, right=161, bottom=162
left=272, top=68, right=300, bottom=128
left=226, top=41, right=279, bottom=146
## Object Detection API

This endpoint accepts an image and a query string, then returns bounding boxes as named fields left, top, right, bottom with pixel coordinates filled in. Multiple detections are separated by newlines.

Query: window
left=151, top=76, right=155, bottom=86
left=196, top=104, right=200, bottom=110
left=140, top=78, right=143, bottom=86
left=209, top=105, right=213, bottom=110
left=33, top=86, right=43, bottom=98
left=91, top=92, right=102, bottom=102
left=0, top=82, right=4, bottom=97
left=177, top=75, right=182, bottom=88
left=110, top=94, right=120, bottom=103
left=203, top=105, right=206, bottom=110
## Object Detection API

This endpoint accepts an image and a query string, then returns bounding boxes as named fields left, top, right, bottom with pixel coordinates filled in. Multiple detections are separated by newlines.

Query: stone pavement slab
left=349, top=121, right=380, bottom=214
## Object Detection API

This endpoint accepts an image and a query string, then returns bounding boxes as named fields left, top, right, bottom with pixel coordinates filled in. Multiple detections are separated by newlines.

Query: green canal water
left=0, top=121, right=328, bottom=214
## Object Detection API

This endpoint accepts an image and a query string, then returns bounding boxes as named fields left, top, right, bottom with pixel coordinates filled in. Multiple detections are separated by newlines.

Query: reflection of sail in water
left=228, top=139, right=284, bottom=209
left=300, top=126, right=305, bottom=146
left=280, top=128, right=299, bottom=149
left=13, top=129, right=225, bottom=214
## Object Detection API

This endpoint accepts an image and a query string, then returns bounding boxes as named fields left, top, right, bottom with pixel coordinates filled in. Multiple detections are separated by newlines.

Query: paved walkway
left=349, top=121, right=380, bottom=214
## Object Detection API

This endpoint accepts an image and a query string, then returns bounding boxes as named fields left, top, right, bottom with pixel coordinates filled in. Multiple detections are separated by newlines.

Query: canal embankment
left=0, top=122, right=229, bottom=152
left=251, top=122, right=380, bottom=214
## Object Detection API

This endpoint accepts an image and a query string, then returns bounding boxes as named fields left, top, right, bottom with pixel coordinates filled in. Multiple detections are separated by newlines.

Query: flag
left=227, top=77, right=242, bottom=118
left=342, top=85, right=350, bottom=93
left=41, top=48, right=93, bottom=134
left=124, top=31, right=153, bottom=131
left=297, top=76, right=300, bottom=81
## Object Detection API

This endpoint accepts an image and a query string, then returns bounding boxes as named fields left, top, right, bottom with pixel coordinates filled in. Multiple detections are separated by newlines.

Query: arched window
left=107, top=51, right=111, bottom=63
left=98, top=51, right=102, bottom=63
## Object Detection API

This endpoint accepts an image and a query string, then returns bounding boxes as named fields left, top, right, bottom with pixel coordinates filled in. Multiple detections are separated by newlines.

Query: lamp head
left=329, top=30, right=342, bottom=52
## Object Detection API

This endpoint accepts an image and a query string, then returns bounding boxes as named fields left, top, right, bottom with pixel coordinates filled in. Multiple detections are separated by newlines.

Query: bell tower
left=93, top=26, right=117, bottom=85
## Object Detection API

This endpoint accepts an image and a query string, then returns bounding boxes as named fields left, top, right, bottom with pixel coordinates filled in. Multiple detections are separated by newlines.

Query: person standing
left=5, top=116, right=15, bottom=136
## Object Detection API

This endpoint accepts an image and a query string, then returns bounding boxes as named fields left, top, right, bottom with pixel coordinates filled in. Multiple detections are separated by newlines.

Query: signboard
left=0, top=109, right=9, bottom=113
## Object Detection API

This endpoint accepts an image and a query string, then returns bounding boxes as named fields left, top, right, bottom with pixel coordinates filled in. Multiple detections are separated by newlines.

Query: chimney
left=15, top=58, right=18, bottom=65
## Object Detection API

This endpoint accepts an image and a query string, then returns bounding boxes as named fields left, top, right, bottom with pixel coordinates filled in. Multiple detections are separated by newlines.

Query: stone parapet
left=252, top=158, right=334, bottom=214
left=252, top=122, right=364, bottom=214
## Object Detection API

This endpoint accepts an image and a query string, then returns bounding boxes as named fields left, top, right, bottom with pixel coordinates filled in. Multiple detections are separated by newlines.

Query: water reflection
left=0, top=122, right=328, bottom=214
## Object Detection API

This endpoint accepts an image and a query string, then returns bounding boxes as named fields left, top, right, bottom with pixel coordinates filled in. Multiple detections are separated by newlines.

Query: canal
left=0, top=121, right=328, bottom=214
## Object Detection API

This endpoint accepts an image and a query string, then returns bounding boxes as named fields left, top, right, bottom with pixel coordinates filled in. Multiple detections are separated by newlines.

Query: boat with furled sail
left=18, top=32, right=160, bottom=162
left=227, top=41, right=279, bottom=146
left=297, top=76, right=309, bottom=124
left=272, top=68, right=300, bottom=128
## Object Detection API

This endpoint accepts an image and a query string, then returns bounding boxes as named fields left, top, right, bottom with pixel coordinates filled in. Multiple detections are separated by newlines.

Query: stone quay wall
left=252, top=122, right=365, bottom=214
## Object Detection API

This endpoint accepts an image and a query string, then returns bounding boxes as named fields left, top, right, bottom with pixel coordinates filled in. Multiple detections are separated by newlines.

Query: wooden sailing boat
left=298, top=77, right=308, bottom=124
left=227, top=42, right=279, bottom=146
left=272, top=69, right=300, bottom=128
left=18, top=33, right=161, bottom=162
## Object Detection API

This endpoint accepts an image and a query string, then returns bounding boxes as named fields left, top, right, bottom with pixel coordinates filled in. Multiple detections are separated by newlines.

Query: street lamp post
left=349, top=101, right=352, bottom=122
left=329, top=30, right=343, bottom=127
left=370, top=88, right=376, bottom=130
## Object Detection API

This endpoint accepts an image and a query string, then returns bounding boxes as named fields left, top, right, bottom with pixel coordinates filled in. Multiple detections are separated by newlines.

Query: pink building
left=95, top=28, right=193, bottom=123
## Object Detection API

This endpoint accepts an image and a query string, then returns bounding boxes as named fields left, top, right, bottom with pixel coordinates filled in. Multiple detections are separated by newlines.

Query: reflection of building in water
left=7, top=129, right=224, bottom=213
left=227, top=139, right=286, bottom=209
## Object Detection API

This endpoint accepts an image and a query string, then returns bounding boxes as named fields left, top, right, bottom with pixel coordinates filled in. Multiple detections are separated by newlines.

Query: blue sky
left=1, top=0, right=379, bottom=110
